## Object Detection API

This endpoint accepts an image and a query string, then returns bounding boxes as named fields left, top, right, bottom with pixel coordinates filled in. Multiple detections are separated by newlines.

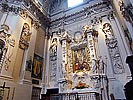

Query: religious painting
left=32, top=54, right=43, bottom=79
left=72, top=47, right=90, bottom=72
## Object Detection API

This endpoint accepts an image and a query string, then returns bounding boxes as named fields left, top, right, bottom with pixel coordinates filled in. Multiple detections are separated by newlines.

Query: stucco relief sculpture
left=102, top=23, right=124, bottom=74
left=57, top=26, right=107, bottom=93
left=4, top=39, right=15, bottom=70
left=0, top=24, right=15, bottom=72
left=52, top=24, right=109, bottom=99
left=118, top=0, right=131, bottom=22
left=90, top=75, right=101, bottom=89
left=19, top=23, right=31, bottom=50
left=49, top=38, right=58, bottom=86
left=49, top=0, right=64, bottom=13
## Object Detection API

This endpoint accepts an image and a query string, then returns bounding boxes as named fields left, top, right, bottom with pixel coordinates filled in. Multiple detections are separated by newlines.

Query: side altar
left=47, top=25, right=109, bottom=100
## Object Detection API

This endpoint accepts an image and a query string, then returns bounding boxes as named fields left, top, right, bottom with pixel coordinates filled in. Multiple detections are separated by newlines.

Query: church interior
left=0, top=0, right=133, bottom=100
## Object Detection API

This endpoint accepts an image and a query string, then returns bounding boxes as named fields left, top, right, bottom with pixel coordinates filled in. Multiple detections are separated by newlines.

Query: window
left=68, top=0, right=83, bottom=8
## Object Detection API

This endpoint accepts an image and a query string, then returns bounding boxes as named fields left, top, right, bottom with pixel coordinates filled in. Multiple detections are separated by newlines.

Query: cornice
left=0, top=0, right=50, bottom=28
left=50, top=1, right=112, bottom=29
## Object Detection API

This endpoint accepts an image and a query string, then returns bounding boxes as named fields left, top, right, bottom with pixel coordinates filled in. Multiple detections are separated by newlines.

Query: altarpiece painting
left=32, top=54, right=43, bottom=79
left=71, top=46, right=90, bottom=72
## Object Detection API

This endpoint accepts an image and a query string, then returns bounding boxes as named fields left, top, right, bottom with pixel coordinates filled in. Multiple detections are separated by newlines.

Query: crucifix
left=0, top=82, right=10, bottom=100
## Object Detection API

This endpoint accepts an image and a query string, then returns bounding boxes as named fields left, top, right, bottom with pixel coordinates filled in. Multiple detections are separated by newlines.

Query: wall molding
left=50, top=1, right=112, bottom=29
left=0, top=0, right=50, bottom=28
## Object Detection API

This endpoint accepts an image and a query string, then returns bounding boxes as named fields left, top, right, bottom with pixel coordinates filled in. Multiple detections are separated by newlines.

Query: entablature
left=0, top=0, right=50, bottom=28
left=50, top=1, right=112, bottom=29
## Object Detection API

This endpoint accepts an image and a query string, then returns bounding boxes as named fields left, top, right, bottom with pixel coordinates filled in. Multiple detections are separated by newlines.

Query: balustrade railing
left=50, top=92, right=100, bottom=100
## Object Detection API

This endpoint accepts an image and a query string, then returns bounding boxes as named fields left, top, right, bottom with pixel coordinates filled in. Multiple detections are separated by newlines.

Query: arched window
left=68, top=0, right=83, bottom=8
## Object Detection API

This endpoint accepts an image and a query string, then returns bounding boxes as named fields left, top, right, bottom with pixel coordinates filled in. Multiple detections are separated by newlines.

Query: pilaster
left=41, top=30, right=49, bottom=94
left=19, top=21, right=38, bottom=85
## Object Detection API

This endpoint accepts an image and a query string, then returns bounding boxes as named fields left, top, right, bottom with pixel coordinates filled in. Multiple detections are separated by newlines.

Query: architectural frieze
left=50, top=1, right=112, bottom=29
left=25, top=1, right=50, bottom=28
left=0, top=1, right=20, bottom=14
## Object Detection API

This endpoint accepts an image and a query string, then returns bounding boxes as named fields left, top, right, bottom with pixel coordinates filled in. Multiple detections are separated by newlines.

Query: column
left=41, top=29, right=49, bottom=94
left=45, top=36, right=51, bottom=90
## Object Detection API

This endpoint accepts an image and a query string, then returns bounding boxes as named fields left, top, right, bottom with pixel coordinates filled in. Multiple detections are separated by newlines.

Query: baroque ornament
left=19, top=23, right=31, bottom=50
left=50, top=1, right=111, bottom=29
left=49, top=38, right=58, bottom=86
left=0, top=2, right=20, bottom=14
left=4, top=38, right=15, bottom=71
left=74, top=31, right=83, bottom=43
left=0, top=24, right=15, bottom=72
left=118, top=0, right=131, bottom=22
left=102, top=23, right=124, bottom=74
left=0, top=0, right=50, bottom=29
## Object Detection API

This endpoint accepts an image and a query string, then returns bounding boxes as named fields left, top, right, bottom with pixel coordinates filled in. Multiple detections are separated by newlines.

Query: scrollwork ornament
left=106, top=38, right=117, bottom=49
left=91, top=17, right=103, bottom=25
left=106, top=38, right=124, bottom=74
left=4, top=39, right=15, bottom=71
left=102, top=23, right=124, bottom=74
left=0, top=24, right=13, bottom=72
left=83, top=25, right=93, bottom=32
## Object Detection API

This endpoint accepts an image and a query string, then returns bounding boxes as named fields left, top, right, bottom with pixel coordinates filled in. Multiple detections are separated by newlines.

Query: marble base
left=63, top=88, right=99, bottom=93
